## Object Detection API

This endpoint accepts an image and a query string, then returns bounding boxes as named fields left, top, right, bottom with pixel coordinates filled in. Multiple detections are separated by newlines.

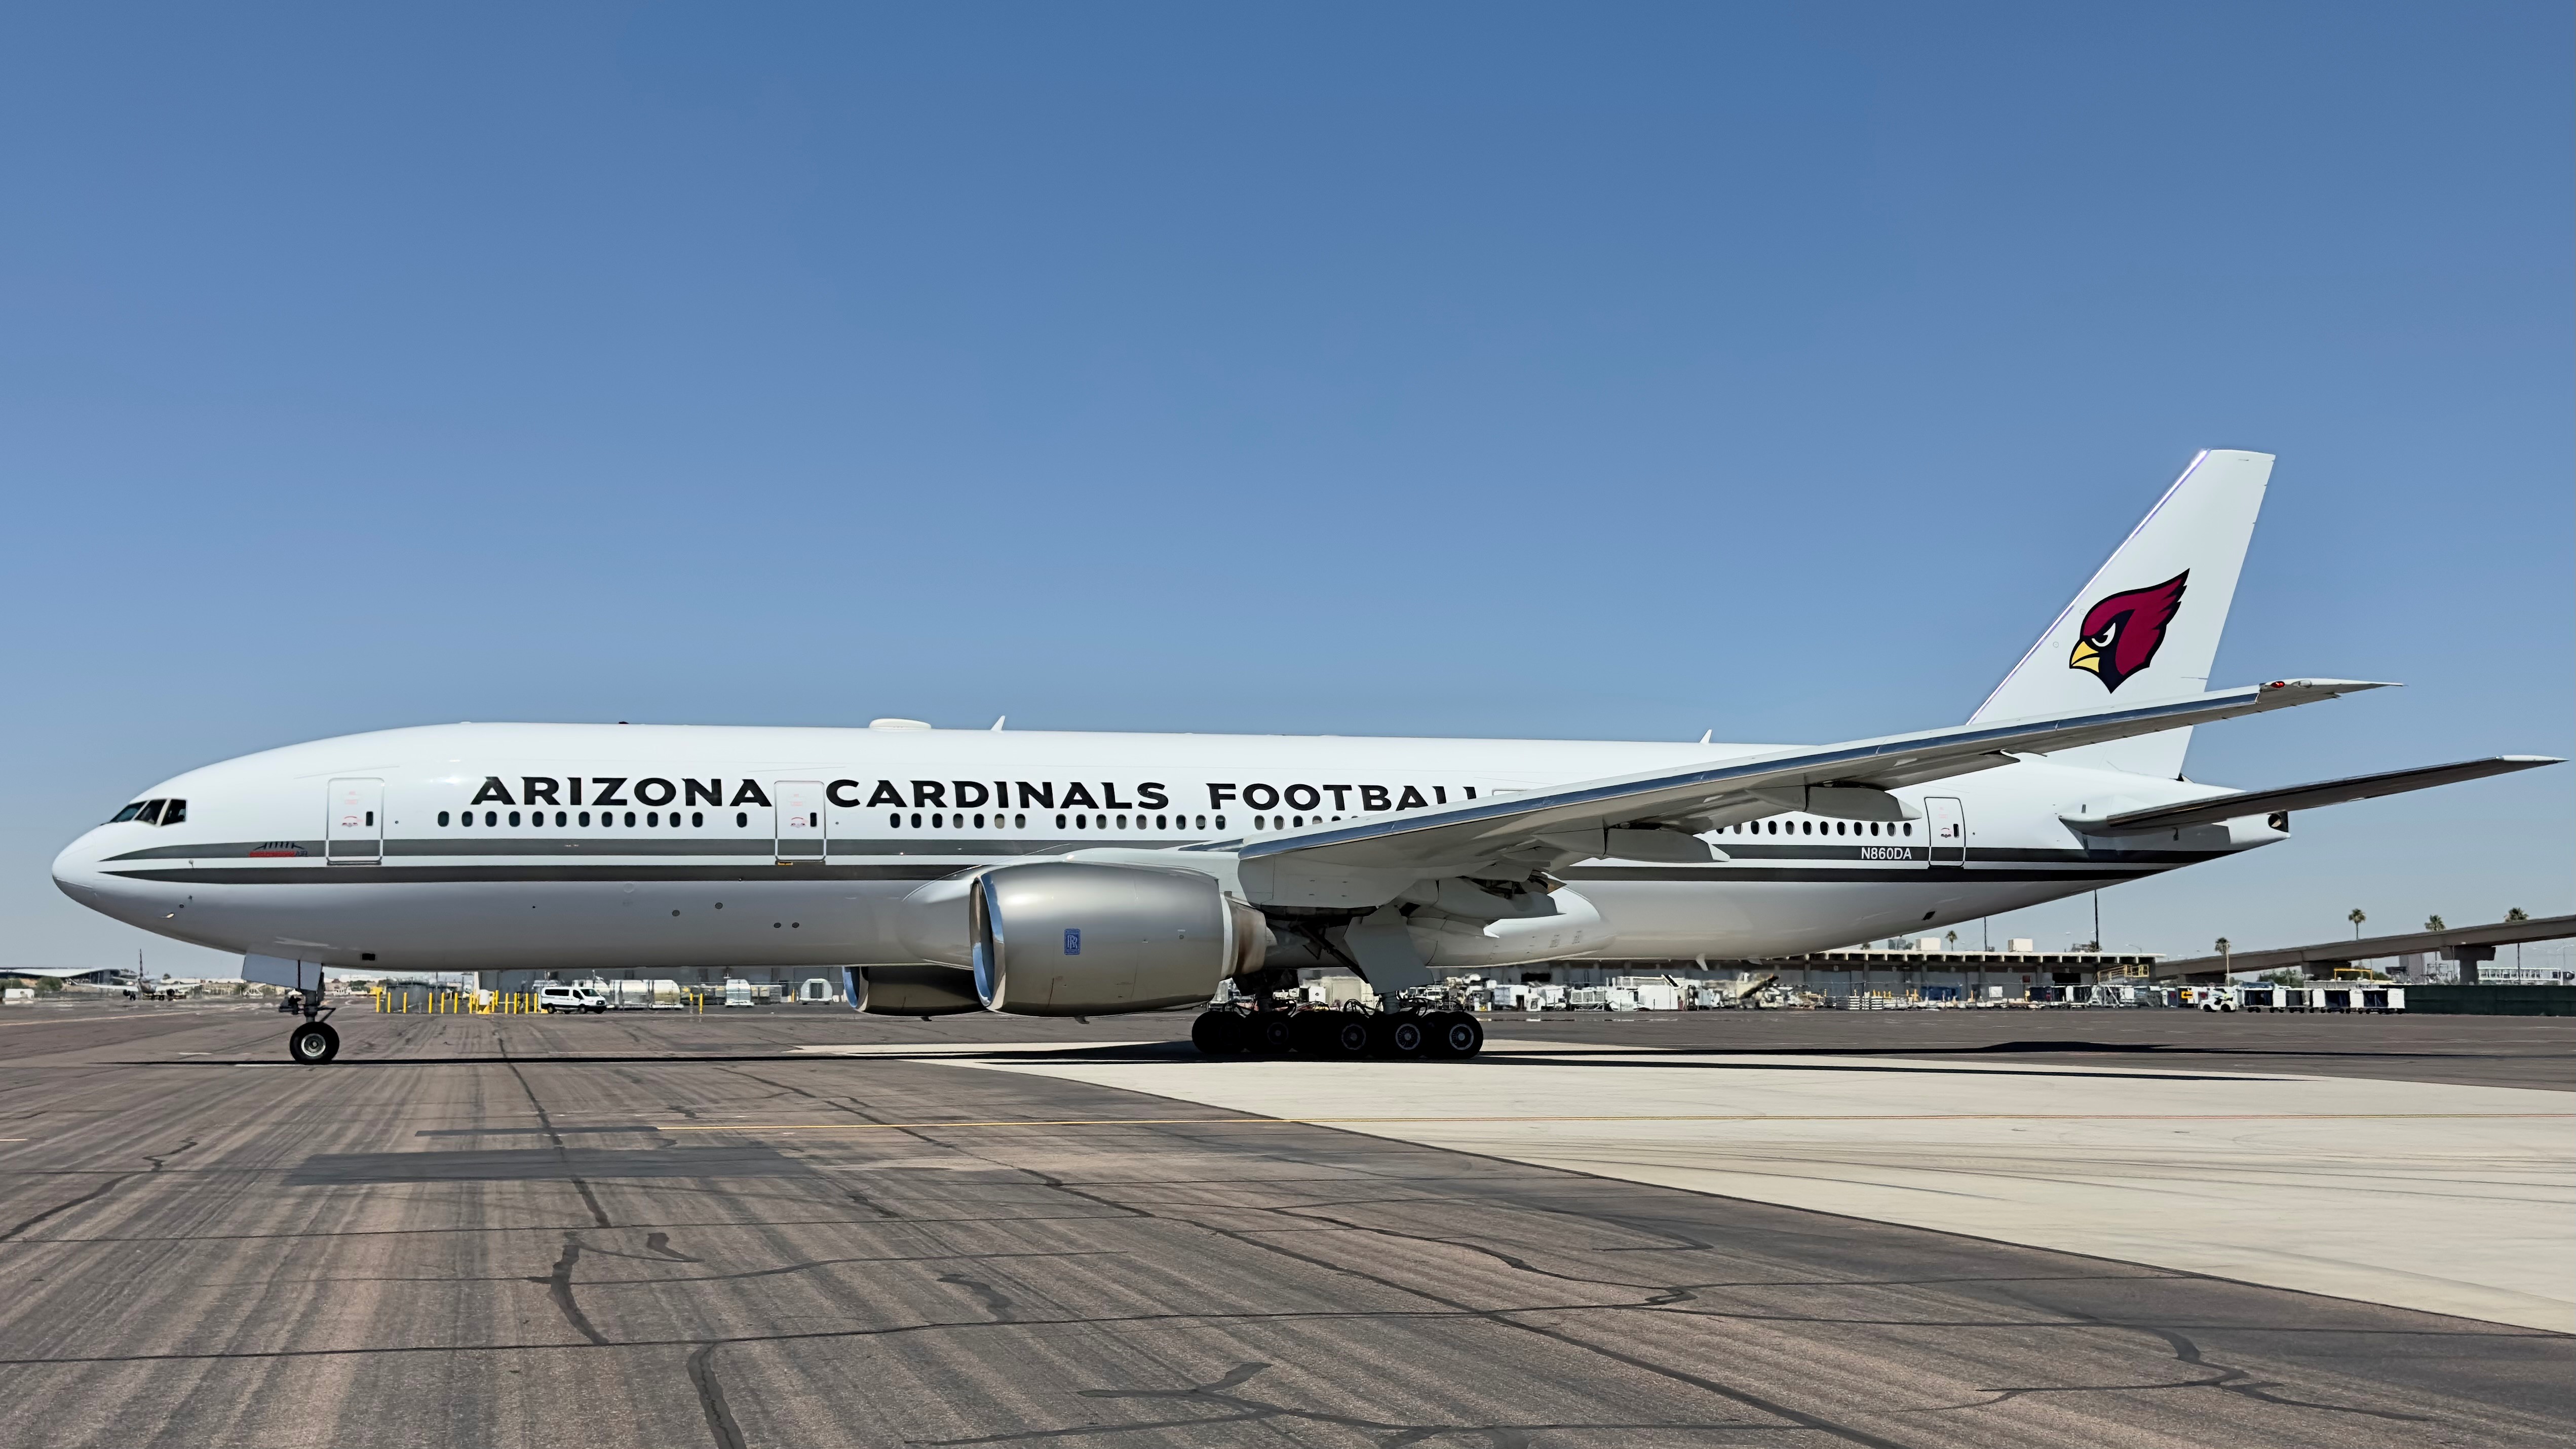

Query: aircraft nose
left=52, top=830, right=119, bottom=911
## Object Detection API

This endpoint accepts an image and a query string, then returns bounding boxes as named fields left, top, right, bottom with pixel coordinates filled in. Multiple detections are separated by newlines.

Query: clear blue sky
left=5, top=4, right=2568, bottom=974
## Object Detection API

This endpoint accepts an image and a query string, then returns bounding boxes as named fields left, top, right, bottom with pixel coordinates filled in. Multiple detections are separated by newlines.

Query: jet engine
left=968, top=861, right=1271, bottom=1016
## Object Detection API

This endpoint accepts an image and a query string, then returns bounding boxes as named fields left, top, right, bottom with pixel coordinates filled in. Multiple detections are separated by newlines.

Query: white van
left=536, top=984, right=608, bottom=1014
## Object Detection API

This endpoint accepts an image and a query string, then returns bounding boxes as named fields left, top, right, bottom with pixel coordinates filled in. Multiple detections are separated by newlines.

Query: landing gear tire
left=1315, top=1011, right=1371, bottom=1057
left=1190, top=1010, right=1246, bottom=1057
left=1248, top=1014, right=1294, bottom=1056
left=1371, top=1012, right=1426, bottom=1057
left=1427, top=1011, right=1484, bottom=1059
left=288, top=1022, right=339, bottom=1065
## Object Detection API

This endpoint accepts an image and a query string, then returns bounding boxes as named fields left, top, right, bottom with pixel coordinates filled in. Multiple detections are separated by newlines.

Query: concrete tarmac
left=976, top=1042, right=2573, bottom=1330
left=0, top=1001, right=2568, bottom=1448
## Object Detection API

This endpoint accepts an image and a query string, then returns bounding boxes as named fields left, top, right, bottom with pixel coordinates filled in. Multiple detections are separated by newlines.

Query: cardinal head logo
left=2068, top=571, right=2187, bottom=693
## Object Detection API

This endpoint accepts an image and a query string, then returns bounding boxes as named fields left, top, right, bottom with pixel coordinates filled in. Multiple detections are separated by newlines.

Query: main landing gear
left=1190, top=1007, right=1484, bottom=1060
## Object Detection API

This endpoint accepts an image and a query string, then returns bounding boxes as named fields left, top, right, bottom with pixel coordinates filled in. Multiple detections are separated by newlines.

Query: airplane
left=50, top=449, right=2557, bottom=1064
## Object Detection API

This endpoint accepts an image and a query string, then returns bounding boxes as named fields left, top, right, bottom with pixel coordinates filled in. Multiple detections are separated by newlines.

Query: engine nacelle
left=970, top=861, right=1269, bottom=1016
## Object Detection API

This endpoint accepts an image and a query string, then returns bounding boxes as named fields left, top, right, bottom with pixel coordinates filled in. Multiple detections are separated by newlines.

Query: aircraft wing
left=1222, top=679, right=2385, bottom=893
left=2064, top=755, right=2561, bottom=835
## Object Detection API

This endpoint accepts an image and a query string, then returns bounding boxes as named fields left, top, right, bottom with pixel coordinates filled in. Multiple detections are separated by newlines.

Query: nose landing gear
left=283, top=985, right=341, bottom=1064
left=289, top=1020, right=340, bottom=1064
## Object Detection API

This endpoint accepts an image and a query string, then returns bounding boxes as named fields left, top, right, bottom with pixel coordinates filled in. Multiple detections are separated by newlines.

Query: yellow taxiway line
left=663, top=1110, right=2571, bottom=1131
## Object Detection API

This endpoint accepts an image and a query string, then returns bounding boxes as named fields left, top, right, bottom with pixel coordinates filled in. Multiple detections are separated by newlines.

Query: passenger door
left=1925, top=796, right=1966, bottom=866
left=774, top=780, right=826, bottom=863
left=327, top=778, right=383, bottom=865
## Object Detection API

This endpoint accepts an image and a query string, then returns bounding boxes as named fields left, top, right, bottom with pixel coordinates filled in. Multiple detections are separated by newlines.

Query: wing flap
left=2066, top=755, right=2560, bottom=834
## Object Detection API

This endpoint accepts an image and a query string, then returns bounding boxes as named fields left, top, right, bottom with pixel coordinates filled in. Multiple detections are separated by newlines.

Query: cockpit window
left=109, top=798, right=185, bottom=825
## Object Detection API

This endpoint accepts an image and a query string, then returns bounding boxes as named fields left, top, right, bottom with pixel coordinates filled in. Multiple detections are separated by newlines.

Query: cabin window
left=1055, top=813, right=1067, bottom=829
left=910, top=813, right=922, bottom=828
left=973, top=813, right=985, bottom=828
left=735, top=812, right=748, bottom=827
left=624, top=812, right=635, bottom=827
left=578, top=811, right=591, bottom=827
left=691, top=812, right=703, bottom=827
left=889, top=813, right=902, bottom=828
left=1014, top=813, right=1026, bottom=827
left=646, top=812, right=658, bottom=827
left=509, top=811, right=522, bottom=827
left=932, top=813, right=944, bottom=828
left=1903, top=823, right=1913, bottom=836
left=438, top=811, right=450, bottom=827
left=484, top=811, right=497, bottom=826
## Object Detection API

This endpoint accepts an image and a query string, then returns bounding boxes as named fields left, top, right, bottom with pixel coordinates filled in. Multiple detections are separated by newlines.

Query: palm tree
left=2348, top=908, right=2366, bottom=940
left=2425, top=914, right=2445, bottom=932
left=2507, top=907, right=2529, bottom=923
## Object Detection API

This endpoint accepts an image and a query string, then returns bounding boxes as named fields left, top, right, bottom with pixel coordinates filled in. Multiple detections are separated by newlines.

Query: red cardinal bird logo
left=2068, top=571, right=2187, bottom=693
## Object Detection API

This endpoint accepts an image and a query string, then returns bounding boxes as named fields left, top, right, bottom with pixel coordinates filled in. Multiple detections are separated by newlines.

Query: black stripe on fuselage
left=108, top=841, right=2223, bottom=888
left=102, top=863, right=977, bottom=886
left=106, top=836, right=1189, bottom=862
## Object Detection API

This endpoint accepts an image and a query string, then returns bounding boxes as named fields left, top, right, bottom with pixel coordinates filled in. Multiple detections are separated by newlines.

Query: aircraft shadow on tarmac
left=129, top=1040, right=2280, bottom=1080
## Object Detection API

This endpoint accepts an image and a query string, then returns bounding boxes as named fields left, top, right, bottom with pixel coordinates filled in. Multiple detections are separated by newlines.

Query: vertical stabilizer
left=1971, top=449, right=2271, bottom=777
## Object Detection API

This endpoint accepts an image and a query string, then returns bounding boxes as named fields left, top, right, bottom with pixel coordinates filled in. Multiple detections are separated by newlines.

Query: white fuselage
left=52, top=721, right=2276, bottom=974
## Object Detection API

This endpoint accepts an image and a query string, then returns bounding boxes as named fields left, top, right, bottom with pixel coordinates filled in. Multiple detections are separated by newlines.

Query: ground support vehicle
left=536, top=984, right=608, bottom=1014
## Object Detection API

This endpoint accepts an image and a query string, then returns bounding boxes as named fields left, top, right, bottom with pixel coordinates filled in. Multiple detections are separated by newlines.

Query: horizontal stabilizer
left=2064, top=755, right=2562, bottom=834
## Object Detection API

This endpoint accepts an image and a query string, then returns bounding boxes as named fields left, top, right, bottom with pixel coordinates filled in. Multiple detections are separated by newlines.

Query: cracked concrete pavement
left=0, top=1002, right=2565, bottom=1447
